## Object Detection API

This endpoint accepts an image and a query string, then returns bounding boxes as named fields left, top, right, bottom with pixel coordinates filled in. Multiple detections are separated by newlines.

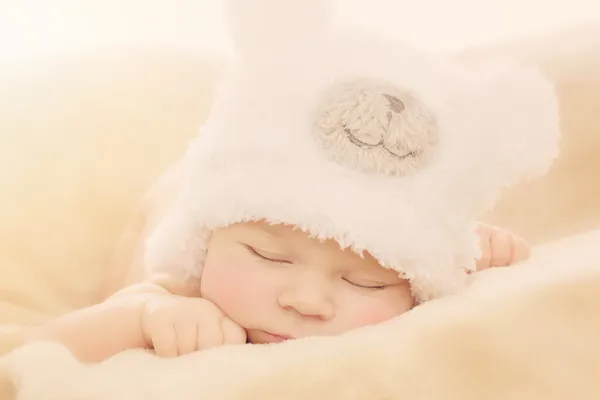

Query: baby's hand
left=476, top=222, right=531, bottom=270
left=140, top=294, right=247, bottom=357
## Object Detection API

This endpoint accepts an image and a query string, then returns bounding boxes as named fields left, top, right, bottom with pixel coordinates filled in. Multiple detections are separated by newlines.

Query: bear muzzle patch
left=313, top=78, right=439, bottom=176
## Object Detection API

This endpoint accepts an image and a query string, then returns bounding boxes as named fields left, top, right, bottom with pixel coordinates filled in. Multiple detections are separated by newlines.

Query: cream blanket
left=2, top=228, right=599, bottom=400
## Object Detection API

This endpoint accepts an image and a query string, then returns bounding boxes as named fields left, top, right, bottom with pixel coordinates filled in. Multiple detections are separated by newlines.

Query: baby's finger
left=174, top=321, right=200, bottom=356
left=151, top=323, right=178, bottom=357
left=221, top=317, right=247, bottom=345
left=511, top=235, right=531, bottom=264
left=196, top=316, right=224, bottom=350
left=490, top=232, right=512, bottom=267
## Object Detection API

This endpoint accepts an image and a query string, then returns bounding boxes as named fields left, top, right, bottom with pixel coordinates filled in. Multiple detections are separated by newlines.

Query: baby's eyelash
left=244, top=245, right=292, bottom=264
left=343, top=278, right=387, bottom=290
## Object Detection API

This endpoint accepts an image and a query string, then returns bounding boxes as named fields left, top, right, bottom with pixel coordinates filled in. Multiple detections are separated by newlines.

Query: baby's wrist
left=106, top=292, right=158, bottom=350
left=107, top=281, right=170, bottom=303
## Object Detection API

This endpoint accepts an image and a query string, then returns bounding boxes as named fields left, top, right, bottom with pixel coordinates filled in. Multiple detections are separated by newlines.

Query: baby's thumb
left=221, top=318, right=247, bottom=345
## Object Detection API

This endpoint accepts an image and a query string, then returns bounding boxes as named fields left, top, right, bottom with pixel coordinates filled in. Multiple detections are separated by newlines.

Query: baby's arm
left=27, top=282, right=168, bottom=363
left=28, top=276, right=246, bottom=363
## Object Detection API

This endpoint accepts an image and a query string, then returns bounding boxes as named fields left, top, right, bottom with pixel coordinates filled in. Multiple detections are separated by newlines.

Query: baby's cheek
left=201, top=261, right=263, bottom=321
left=341, top=292, right=413, bottom=329
left=350, top=304, right=401, bottom=327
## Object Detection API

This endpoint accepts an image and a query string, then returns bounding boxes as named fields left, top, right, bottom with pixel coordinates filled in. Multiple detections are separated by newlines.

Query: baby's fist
left=141, top=295, right=246, bottom=357
left=476, top=222, right=531, bottom=270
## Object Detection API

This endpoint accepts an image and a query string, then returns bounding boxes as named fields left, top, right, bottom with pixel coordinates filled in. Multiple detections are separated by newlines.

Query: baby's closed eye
left=342, top=277, right=396, bottom=290
left=243, top=244, right=293, bottom=264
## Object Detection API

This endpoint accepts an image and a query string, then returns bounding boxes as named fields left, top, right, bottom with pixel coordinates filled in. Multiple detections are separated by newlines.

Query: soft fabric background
left=0, top=20, right=599, bottom=357
left=2, top=0, right=600, bottom=56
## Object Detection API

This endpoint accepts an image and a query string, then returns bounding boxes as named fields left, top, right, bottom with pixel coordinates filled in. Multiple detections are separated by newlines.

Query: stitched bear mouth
left=343, top=127, right=419, bottom=160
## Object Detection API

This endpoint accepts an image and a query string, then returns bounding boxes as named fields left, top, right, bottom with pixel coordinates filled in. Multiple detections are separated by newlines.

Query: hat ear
left=453, top=60, right=561, bottom=214
left=477, top=61, right=560, bottom=185
left=226, top=0, right=334, bottom=59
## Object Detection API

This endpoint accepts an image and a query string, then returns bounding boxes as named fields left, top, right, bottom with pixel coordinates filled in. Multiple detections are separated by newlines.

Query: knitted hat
left=145, top=0, right=560, bottom=301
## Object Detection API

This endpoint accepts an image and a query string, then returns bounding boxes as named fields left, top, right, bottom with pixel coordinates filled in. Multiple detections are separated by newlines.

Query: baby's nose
left=277, top=276, right=334, bottom=320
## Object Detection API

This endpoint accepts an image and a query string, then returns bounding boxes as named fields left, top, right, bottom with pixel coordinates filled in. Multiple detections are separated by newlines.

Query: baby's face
left=200, top=221, right=414, bottom=344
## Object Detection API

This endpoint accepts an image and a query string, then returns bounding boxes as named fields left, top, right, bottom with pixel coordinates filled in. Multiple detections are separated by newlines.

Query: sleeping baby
left=27, top=0, right=558, bottom=363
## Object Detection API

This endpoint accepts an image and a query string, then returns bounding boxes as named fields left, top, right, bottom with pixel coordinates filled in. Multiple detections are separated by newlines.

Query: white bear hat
left=145, top=0, right=560, bottom=301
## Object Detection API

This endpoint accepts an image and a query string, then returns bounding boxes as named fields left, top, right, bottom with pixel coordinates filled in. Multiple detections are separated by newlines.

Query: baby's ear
left=226, top=0, right=333, bottom=60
